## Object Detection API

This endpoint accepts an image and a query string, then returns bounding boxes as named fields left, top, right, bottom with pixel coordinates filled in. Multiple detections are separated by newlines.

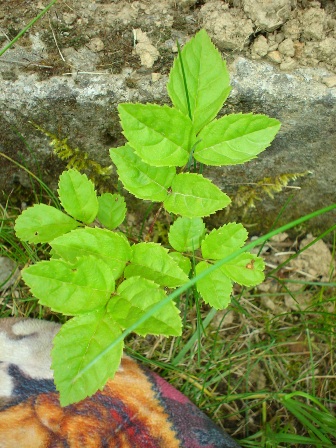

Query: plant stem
left=145, top=203, right=163, bottom=241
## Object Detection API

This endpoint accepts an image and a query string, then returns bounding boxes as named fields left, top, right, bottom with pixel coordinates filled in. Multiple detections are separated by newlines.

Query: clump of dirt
left=1, top=0, right=335, bottom=81
left=200, top=0, right=336, bottom=73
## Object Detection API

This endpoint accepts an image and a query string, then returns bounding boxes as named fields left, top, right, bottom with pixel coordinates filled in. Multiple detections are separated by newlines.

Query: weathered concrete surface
left=1, top=51, right=335, bottom=234
left=1, top=0, right=336, bottom=235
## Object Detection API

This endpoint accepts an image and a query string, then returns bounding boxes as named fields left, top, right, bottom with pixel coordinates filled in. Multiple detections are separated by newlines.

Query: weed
left=14, top=29, right=281, bottom=406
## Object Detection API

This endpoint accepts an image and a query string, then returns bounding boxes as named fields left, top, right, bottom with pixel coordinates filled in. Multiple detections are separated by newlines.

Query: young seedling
left=14, top=29, right=281, bottom=406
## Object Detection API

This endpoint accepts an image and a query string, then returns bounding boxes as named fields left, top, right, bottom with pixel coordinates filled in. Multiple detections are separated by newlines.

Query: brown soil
left=0, top=0, right=335, bottom=81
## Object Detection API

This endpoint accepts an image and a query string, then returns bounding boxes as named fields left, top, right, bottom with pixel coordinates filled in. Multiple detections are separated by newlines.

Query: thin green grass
left=1, top=154, right=335, bottom=447
left=2, top=7, right=335, bottom=444
left=0, top=0, right=58, bottom=57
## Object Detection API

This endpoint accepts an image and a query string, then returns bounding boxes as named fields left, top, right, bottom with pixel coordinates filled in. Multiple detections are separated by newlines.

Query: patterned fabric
left=0, top=318, right=240, bottom=448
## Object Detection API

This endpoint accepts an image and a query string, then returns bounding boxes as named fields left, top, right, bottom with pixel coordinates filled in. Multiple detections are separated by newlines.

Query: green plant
left=14, top=29, right=281, bottom=406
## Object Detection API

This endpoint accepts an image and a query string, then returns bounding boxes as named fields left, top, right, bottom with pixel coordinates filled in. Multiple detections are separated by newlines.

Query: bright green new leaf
left=52, top=309, right=123, bottom=406
left=50, top=227, right=131, bottom=280
left=164, top=173, right=231, bottom=217
left=201, top=223, right=248, bottom=260
left=194, top=113, right=281, bottom=166
left=14, top=204, right=79, bottom=244
left=220, top=253, right=265, bottom=286
left=108, top=276, right=182, bottom=337
left=97, top=193, right=126, bottom=230
left=168, top=252, right=192, bottom=276
left=58, top=169, right=99, bottom=223
left=118, top=103, right=195, bottom=167
left=22, top=256, right=115, bottom=315
left=167, top=29, right=231, bottom=134
left=124, top=242, right=189, bottom=287
left=109, top=145, right=175, bottom=201
left=168, top=217, right=205, bottom=252
left=195, top=261, right=233, bottom=309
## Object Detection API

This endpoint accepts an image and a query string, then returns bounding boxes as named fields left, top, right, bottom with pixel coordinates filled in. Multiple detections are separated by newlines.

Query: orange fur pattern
left=0, top=318, right=240, bottom=447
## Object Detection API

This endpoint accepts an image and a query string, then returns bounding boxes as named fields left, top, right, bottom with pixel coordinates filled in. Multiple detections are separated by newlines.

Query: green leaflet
left=168, top=252, right=192, bottom=276
left=50, top=227, right=131, bottom=280
left=201, top=223, right=248, bottom=259
left=22, top=256, right=115, bottom=315
left=194, top=113, right=281, bottom=166
left=109, top=145, right=175, bottom=201
left=14, top=204, right=79, bottom=243
left=196, top=261, right=233, bottom=309
left=220, top=253, right=265, bottom=287
left=167, top=29, right=231, bottom=134
left=97, top=193, right=126, bottom=230
left=52, top=309, right=123, bottom=406
left=118, top=103, right=195, bottom=167
left=124, top=242, right=189, bottom=288
left=108, top=276, right=182, bottom=337
left=58, top=169, right=98, bottom=223
left=164, top=173, right=231, bottom=217
left=168, top=217, right=205, bottom=252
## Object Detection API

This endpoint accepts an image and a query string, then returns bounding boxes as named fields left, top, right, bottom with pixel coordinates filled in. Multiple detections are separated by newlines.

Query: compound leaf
left=168, top=217, right=205, bottom=252
left=50, top=227, right=131, bottom=280
left=221, top=253, right=265, bottom=286
left=97, top=193, right=126, bottom=230
left=58, top=169, right=98, bottom=223
left=109, top=145, right=175, bottom=201
left=195, top=261, right=233, bottom=309
left=164, top=173, right=231, bottom=217
left=118, top=103, right=194, bottom=167
left=167, top=29, right=231, bottom=134
left=194, top=113, right=281, bottom=166
left=124, top=242, right=189, bottom=288
left=22, top=256, right=115, bottom=315
left=108, top=276, right=182, bottom=337
left=201, top=223, right=248, bottom=260
left=14, top=204, right=79, bottom=244
left=52, top=309, right=123, bottom=406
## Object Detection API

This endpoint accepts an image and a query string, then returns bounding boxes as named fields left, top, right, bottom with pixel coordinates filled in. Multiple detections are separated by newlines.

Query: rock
left=1, top=55, right=336, bottom=234
left=63, top=13, right=77, bottom=26
left=261, top=296, right=276, bottom=311
left=200, top=1, right=254, bottom=50
left=267, top=50, right=282, bottom=64
left=243, top=0, right=291, bottom=32
left=278, top=38, right=295, bottom=57
left=300, top=7, right=326, bottom=41
left=251, top=35, right=269, bottom=58
left=284, top=293, right=312, bottom=311
left=270, top=232, right=289, bottom=243
left=134, top=29, right=159, bottom=68
left=289, top=234, right=335, bottom=281
left=88, top=37, right=105, bottom=53
left=280, top=57, right=296, bottom=71
left=293, top=41, right=304, bottom=59
left=282, top=19, right=301, bottom=41
left=304, top=37, right=336, bottom=65
left=62, top=47, right=99, bottom=72
left=323, top=76, right=336, bottom=88
left=0, top=257, right=20, bottom=291
left=151, top=72, right=161, bottom=82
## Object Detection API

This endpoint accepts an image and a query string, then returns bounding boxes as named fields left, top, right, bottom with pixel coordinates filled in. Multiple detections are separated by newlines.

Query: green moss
left=231, top=171, right=312, bottom=216
left=31, top=123, right=113, bottom=192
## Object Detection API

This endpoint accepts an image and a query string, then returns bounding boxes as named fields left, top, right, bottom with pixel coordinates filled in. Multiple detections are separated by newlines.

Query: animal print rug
left=0, top=318, right=240, bottom=448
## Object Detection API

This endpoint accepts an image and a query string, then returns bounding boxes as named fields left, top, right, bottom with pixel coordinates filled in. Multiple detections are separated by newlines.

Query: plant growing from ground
left=14, top=29, right=281, bottom=406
